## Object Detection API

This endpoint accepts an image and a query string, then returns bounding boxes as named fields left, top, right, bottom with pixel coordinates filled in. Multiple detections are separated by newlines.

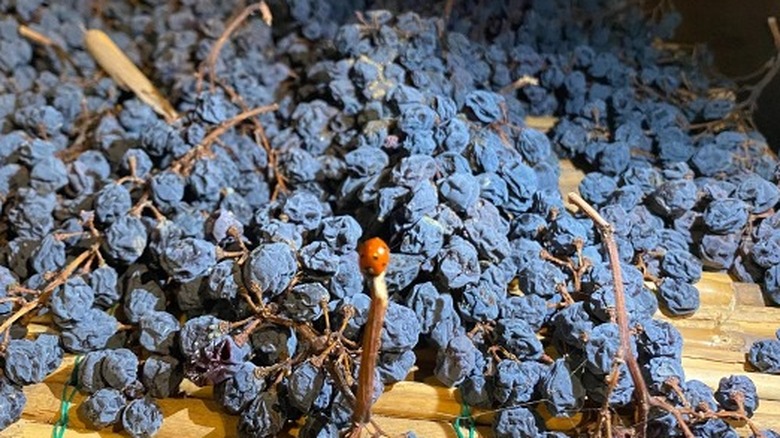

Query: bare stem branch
left=170, top=104, right=278, bottom=175
left=732, top=17, right=780, bottom=115
left=568, top=192, right=649, bottom=437
left=197, top=1, right=272, bottom=92
left=648, top=396, right=694, bottom=438
left=0, top=245, right=99, bottom=335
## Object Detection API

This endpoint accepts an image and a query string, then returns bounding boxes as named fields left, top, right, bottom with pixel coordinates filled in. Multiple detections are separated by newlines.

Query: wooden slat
left=2, top=378, right=489, bottom=438
left=0, top=416, right=489, bottom=438
left=15, top=381, right=239, bottom=438
left=657, top=274, right=779, bottom=354
left=559, top=158, right=585, bottom=208
left=6, top=374, right=779, bottom=437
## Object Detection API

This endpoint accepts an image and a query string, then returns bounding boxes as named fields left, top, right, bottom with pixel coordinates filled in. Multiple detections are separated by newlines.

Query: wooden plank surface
left=4, top=157, right=780, bottom=438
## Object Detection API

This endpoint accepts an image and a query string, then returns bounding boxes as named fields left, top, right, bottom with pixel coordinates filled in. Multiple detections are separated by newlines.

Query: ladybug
left=358, top=237, right=390, bottom=276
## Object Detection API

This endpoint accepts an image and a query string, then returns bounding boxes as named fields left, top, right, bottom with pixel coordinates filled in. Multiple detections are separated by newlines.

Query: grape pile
left=0, top=0, right=779, bottom=437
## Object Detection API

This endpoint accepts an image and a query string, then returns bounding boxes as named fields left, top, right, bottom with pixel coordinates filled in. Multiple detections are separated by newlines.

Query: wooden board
left=4, top=156, right=780, bottom=438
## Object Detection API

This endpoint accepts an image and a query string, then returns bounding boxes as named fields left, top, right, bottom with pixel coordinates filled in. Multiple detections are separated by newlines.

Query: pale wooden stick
left=19, top=25, right=58, bottom=47
left=500, top=75, right=540, bottom=94
left=19, top=25, right=78, bottom=72
left=84, top=29, right=179, bottom=123
left=353, top=272, right=388, bottom=426
left=770, top=17, right=780, bottom=50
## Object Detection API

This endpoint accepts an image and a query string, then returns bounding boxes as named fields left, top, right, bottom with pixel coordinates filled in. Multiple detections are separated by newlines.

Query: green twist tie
left=52, top=355, right=83, bottom=438
left=453, top=401, right=476, bottom=438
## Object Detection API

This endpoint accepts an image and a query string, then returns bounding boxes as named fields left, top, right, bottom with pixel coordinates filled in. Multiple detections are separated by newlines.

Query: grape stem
left=18, top=25, right=77, bottom=72
left=568, top=192, right=651, bottom=438
left=170, top=103, right=278, bottom=175
left=192, top=0, right=286, bottom=200
left=196, top=1, right=272, bottom=92
left=0, top=244, right=100, bottom=337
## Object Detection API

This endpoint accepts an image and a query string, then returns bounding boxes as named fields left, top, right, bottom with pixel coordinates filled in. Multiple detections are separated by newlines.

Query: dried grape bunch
left=0, top=0, right=778, bottom=437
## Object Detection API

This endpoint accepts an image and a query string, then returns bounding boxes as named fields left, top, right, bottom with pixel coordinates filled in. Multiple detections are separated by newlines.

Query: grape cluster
left=0, top=0, right=777, bottom=437
left=749, top=331, right=780, bottom=375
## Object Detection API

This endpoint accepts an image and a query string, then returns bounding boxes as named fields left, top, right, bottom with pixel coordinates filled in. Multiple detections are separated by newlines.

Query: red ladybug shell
left=358, top=237, right=390, bottom=276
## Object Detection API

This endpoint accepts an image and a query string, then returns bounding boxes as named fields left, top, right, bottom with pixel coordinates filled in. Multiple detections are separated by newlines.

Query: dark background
left=669, top=1, right=780, bottom=149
